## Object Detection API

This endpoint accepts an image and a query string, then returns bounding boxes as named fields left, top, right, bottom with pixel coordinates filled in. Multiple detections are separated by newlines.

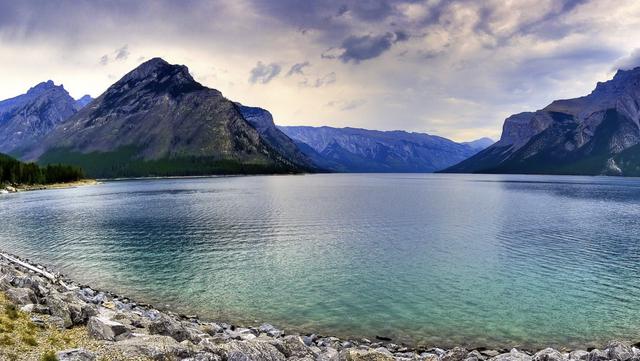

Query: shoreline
left=0, top=250, right=637, bottom=361
left=1, top=179, right=99, bottom=193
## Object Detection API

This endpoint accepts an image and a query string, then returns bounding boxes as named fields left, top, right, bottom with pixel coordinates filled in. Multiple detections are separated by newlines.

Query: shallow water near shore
left=1, top=173, right=640, bottom=349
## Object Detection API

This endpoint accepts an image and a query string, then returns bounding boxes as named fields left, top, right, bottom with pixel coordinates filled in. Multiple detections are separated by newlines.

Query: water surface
left=1, top=174, right=640, bottom=348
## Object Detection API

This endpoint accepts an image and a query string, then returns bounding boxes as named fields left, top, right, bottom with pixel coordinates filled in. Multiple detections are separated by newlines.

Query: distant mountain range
left=0, top=57, right=493, bottom=177
left=0, top=81, right=90, bottom=155
left=279, top=126, right=491, bottom=172
left=445, top=67, right=640, bottom=176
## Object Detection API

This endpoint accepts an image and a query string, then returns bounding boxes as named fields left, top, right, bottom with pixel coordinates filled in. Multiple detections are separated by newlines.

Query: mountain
left=237, top=105, right=319, bottom=170
left=26, top=58, right=306, bottom=178
left=75, top=95, right=93, bottom=109
left=462, top=137, right=494, bottom=151
left=0, top=81, right=79, bottom=155
left=278, top=126, right=487, bottom=172
left=444, top=66, right=640, bottom=176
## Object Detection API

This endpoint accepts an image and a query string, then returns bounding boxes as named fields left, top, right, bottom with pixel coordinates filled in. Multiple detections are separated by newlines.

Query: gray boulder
left=344, top=349, right=395, bottom=361
left=148, top=315, right=189, bottom=342
left=67, top=301, right=97, bottom=326
left=279, top=335, right=315, bottom=358
left=588, top=349, right=608, bottom=361
left=115, top=334, right=195, bottom=360
left=317, top=347, right=340, bottom=361
left=569, top=351, right=589, bottom=361
left=443, top=347, right=470, bottom=361
left=532, top=348, right=564, bottom=361
left=490, top=349, right=533, bottom=361
left=422, top=352, right=441, bottom=361
left=204, top=322, right=224, bottom=335
left=213, top=340, right=287, bottom=361
left=46, top=294, right=73, bottom=328
left=607, top=342, right=634, bottom=361
left=6, top=287, right=37, bottom=305
left=56, top=348, right=96, bottom=361
left=87, top=316, right=129, bottom=341
left=466, top=350, right=487, bottom=361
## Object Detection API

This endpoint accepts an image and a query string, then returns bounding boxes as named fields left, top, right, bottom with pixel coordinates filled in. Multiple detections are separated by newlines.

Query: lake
left=1, top=173, right=640, bottom=349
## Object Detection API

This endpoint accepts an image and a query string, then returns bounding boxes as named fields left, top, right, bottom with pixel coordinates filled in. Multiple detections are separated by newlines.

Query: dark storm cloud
left=287, top=62, right=310, bottom=76
left=349, top=0, right=394, bottom=21
left=337, top=31, right=409, bottom=63
left=249, top=62, right=282, bottom=84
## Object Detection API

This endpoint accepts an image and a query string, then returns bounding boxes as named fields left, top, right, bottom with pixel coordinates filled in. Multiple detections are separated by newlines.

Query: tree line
left=0, top=153, right=84, bottom=185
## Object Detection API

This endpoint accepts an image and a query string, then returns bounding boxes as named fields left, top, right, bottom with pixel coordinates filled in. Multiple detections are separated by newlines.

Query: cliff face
left=444, top=67, right=640, bottom=176
left=27, top=58, right=304, bottom=177
left=238, top=105, right=319, bottom=171
left=279, top=126, right=487, bottom=172
left=0, top=81, right=78, bottom=155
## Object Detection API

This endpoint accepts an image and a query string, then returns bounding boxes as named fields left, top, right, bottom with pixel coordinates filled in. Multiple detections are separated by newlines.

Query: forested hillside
left=0, top=153, right=84, bottom=185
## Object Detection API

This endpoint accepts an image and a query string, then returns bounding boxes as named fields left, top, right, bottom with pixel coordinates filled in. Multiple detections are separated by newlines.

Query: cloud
left=336, top=31, right=409, bottom=63
left=327, top=99, right=367, bottom=111
left=286, top=61, right=310, bottom=76
left=115, top=45, right=130, bottom=60
left=300, top=72, right=337, bottom=88
left=0, top=0, right=639, bottom=141
left=612, top=49, right=640, bottom=71
left=347, top=0, right=394, bottom=21
left=248, top=61, right=282, bottom=84
left=98, top=44, right=131, bottom=65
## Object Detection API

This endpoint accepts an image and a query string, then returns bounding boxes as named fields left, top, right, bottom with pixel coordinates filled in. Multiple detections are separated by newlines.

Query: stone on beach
left=114, top=334, right=198, bottom=360
left=442, top=347, right=469, bottom=361
left=56, top=348, right=97, bottom=361
left=46, top=293, right=74, bottom=328
left=588, top=349, right=608, bottom=361
left=213, top=340, right=287, bottom=361
left=533, top=348, right=564, bottom=361
left=490, top=349, right=533, bottom=361
left=344, top=348, right=395, bottom=361
left=87, top=316, right=130, bottom=341
left=6, top=287, right=37, bottom=305
left=569, top=350, right=589, bottom=360
left=606, top=341, right=634, bottom=361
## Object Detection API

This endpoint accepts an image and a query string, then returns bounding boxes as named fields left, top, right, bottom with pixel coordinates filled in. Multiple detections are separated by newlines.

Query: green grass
left=5, top=304, right=18, bottom=320
left=40, top=350, right=58, bottom=361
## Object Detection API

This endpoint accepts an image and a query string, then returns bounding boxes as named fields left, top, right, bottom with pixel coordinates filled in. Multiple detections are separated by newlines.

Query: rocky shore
left=0, top=179, right=98, bottom=194
left=0, top=251, right=639, bottom=361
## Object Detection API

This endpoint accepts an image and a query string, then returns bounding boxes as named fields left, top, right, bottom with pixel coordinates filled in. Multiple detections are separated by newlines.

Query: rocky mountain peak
left=0, top=80, right=78, bottom=154
left=590, top=66, right=640, bottom=98
left=75, top=95, right=94, bottom=109
left=118, top=57, right=196, bottom=87
left=26, top=80, right=58, bottom=95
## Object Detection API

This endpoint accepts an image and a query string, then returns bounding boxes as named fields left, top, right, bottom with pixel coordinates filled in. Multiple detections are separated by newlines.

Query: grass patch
left=5, top=304, right=19, bottom=320
left=40, top=350, right=58, bottom=361
left=22, top=334, right=38, bottom=346
left=0, top=291, right=153, bottom=360
left=0, top=334, right=14, bottom=346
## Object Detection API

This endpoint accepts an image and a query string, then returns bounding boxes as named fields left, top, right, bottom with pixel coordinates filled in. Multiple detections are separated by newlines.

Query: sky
left=1, top=1, right=640, bottom=142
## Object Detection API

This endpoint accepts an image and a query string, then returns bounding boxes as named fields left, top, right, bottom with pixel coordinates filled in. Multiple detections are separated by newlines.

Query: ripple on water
left=1, top=174, right=640, bottom=349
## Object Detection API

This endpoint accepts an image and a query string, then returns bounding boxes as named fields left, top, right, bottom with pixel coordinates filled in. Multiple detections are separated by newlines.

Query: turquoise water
left=1, top=174, right=640, bottom=349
